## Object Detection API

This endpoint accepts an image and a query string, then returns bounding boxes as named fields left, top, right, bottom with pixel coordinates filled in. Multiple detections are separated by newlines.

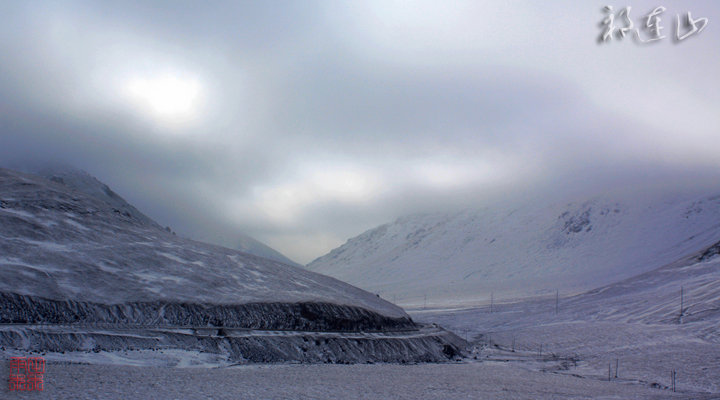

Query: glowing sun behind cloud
left=123, top=73, right=204, bottom=127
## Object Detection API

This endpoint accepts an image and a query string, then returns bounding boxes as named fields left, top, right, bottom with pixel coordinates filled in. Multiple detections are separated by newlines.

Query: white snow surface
left=412, top=251, right=720, bottom=394
left=307, top=187, right=720, bottom=307
left=16, top=164, right=300, bottom=266
left=0, top=168, right=406, bottom=318
left=0, top=360, right=693, bottom=399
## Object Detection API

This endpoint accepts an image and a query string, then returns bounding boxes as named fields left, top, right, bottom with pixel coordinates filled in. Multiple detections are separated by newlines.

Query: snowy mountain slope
left=307, top=188, right=720, bottom=306
left=0, top=167, right=470, bottom=363
left=0, top=167, right=405, bottom=320
left=233, top=233, right=300, bottom=267
left=418, top=240, right=720, bottom=338
left=13, top=164, right=300, bottom=266
left=27, top=166, right=163, bottom=230
left=562, top=241, right=720, bottom=340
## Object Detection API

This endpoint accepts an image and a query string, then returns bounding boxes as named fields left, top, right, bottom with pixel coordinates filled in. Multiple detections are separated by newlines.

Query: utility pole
left=680, top=286, right=684, bottom=316
left=672, top=369, right=676, bottom=392
left=615, top=358, right=618, bottom=378
left=555, top=289, right=559, bottom=315
left=490, top=292, right=494, bottom=313
left=423, top=294, right=427, bottom=310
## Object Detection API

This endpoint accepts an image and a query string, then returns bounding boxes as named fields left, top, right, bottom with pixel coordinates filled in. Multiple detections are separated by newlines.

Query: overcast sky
left=2, top=1, right=719, bottom=264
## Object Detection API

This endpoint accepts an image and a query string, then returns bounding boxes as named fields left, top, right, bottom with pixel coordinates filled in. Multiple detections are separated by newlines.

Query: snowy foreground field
left=404, top=248, right=720, bottom=399
left=0, top=358, right=702, bottom=399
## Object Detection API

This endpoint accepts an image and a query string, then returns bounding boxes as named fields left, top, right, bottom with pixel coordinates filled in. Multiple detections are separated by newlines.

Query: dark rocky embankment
left=0, top=292, right=414, bottom=331
left=0, top=324, right=465, bottom=364
left=0, top=291, right=466, bottom=363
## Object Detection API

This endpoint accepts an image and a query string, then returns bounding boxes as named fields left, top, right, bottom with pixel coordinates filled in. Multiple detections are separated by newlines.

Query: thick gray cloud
left=2, top=1, right=720, bottom=263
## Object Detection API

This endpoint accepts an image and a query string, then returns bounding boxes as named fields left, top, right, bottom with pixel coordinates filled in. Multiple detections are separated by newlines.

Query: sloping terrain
left=308, top=188, right=720, bottom=306
left=23, top=165, right=299, bottom=266
left=0, top=168, right=463, bottom=363
left=26, top=166, right=163, bottom=230
left=234, top=233, right=301, bottom=267
left=563, top=242, right=720, bottom=340
left=413, top=242, right=720, bottom=394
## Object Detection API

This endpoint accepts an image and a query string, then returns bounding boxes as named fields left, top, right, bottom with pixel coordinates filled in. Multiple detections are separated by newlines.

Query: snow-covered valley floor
left=2, top=307, right=716, bottom=398
left=0, top=358, right=703, bottom=399
left=2, top=314, right=716, bottom=399
left=406, top=252, right=720, bottom=397
left=419, top=317, right=719, bottom=397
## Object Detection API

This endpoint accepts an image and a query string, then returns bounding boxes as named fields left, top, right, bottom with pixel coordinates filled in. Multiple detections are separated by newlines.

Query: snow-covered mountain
left=27, top=165, right=163, bottom=230
left=0, top=167, right=405, bottom=318
left=307, top=187, right=720, bottom=307
left=0, top=167, right=464, bottom=363
left=17, top=164, right=299, bottom=266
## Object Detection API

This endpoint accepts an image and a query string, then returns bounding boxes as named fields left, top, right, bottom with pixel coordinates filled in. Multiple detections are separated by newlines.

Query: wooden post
left=608, top=363, right=611, bottom=381
left=555, top=289, right=559, bottom=315
left=490, top=292, right=494, bottom=313
left=512, top=336, right=516, bottom=352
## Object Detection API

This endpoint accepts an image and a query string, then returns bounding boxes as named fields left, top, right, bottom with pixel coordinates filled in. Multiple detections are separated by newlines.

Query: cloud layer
left=2, top=1, right=719, bottom=263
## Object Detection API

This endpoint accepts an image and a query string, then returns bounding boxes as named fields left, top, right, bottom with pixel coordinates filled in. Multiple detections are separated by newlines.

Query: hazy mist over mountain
left=1, top=1, right=719, bottom=264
